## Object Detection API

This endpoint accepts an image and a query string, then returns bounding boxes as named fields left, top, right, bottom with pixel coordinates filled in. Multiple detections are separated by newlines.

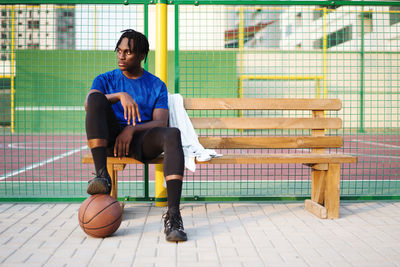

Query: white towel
left=168, top=94, right=222, bottom=172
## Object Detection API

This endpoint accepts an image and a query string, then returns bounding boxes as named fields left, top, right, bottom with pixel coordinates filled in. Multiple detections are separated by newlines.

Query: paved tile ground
left=0, top=201, right=400, bottom=267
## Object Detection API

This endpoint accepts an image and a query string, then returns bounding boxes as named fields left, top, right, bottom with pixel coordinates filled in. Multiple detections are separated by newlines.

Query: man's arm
left=84, top=89, right=141, bottom=125
left=129, top=108, right=168, bottom=131
left=113, top=108, right=168, bottom=157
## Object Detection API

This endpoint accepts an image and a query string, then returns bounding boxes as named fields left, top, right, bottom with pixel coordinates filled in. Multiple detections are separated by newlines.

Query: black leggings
left=85, top=92, right=184, bottom=176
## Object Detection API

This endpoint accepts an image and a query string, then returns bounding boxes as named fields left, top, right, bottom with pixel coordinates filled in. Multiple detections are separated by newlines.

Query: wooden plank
left=191, top=117, right=342, bottom=129
left=325, top=164, right=341, bottom=219
left=305, top=199, right=327, bottom=219
left=82, top=153, right=94, bottom=163
left=114, top=164, right=126, bottom=171
left=82, top=154, right=163, bottom=164
left=306, top=163, right=328, bottom=171
left=312, top=110, right=326, bottom=154
left=195, top=154, right=358, bottom=164
left=83, top=153, right=357, bottom=165
left=311, top=170, right=326, bottom=204
left=198, top=136, right=343, bottom=149
left=184, top=98, right=342, bottom=111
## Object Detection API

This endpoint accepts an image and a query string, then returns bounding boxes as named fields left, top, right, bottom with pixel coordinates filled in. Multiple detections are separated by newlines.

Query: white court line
left=0, top=145, right=88, bottom=181
left=16, top=106, right=84, bottom=111
left=352, top=139, right=400, bottom=149
left=8, top=142, right=74, bottom=150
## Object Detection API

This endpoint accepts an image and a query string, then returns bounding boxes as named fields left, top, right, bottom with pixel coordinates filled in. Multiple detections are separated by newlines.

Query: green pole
left=144, top=3, right=149, bottom=71
left=174, top=3, right=179, bottom=94
left=144, top=164, right=149, bottom=199
left=144, top=3, right=149, bottom=200
left=359, top=6, right=365, bottom=133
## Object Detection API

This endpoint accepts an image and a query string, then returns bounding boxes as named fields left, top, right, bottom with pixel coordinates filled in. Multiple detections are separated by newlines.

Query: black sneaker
left=87, top=176, right=111, bottom=195
left=163, top=208, right=187, bottom=242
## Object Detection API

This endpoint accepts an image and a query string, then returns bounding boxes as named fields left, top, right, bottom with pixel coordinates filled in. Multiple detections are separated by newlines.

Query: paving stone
left=1, top=202, right=399, bottom=267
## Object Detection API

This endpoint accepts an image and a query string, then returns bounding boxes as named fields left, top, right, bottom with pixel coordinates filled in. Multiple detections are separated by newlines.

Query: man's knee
left=165, top=127, right=182, bottom=146
left=87, top=92, right=108, bottom=110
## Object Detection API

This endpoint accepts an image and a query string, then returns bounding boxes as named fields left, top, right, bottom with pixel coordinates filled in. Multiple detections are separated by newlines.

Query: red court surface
left=1, top=134, right=399, bottom=183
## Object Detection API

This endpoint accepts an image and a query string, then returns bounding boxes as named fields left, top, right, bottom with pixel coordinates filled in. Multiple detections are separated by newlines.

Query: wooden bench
left=82, top=98, right=357, bottom=219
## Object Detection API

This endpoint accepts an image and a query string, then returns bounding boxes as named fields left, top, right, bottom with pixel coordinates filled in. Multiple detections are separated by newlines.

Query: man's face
left=116, top=37, right=144, bottom=72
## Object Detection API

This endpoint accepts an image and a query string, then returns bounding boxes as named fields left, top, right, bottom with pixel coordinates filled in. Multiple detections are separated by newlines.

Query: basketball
left=78, top=194, right=122, bottom=238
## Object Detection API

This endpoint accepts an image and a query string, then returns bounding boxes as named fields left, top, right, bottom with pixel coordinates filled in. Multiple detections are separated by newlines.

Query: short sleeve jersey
left=90, top=69, right=168, bottom=127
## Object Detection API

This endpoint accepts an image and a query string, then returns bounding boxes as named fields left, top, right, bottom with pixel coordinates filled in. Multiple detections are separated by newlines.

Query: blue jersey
left=91, top=69, right=168, bottom=127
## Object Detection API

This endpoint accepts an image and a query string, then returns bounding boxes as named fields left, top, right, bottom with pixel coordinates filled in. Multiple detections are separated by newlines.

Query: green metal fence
left=0, top=0, right=399, bottom=201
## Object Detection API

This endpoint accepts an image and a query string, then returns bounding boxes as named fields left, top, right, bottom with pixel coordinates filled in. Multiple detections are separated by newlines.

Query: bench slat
left=198, top=154, right=357, bottom=164
left=198, top=136, right=343, bottom=149
left=82, top=154, right=163, bottom=164
left=184, top=98, right=342, bottom=110
left=82, top=153, right=356, bottom=165
left=191, top=117, right=342, bottom=129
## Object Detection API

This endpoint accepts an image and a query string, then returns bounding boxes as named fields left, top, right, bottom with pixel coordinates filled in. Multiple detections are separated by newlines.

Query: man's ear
left=140, top=54, right=146, bottom=61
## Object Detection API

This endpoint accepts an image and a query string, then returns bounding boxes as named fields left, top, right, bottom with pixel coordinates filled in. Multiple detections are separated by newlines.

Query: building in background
left=280, top=4, right=400, bottom=51
left=225, top=6, right=281, bottom=49
left=0, top=5, right=75, bottom=68
left=0, top=4, right=75, bottom=125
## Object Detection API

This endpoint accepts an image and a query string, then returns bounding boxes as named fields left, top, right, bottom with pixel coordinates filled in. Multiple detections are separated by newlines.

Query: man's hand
left=119, top=92, right=141, bottom=125
left=114, top=126, right=135, bottom=158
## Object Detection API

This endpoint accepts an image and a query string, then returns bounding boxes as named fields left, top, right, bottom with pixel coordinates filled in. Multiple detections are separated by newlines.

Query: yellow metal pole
left=155, top=0, right=168, bottom=207
left=11, top=5, right=15, bottom=133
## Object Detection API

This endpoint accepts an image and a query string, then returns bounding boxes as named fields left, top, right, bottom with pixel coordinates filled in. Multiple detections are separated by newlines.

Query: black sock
left=91, top=147, right=109, bottom=178
left=166, top=179, right=183, bottom=211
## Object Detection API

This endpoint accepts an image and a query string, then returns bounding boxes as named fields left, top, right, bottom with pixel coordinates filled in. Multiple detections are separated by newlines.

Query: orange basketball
left=78, top=194, right=122, bottom=238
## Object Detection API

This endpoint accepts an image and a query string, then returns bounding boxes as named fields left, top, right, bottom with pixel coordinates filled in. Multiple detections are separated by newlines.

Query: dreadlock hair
left=114, top=29, right=149, bottom=63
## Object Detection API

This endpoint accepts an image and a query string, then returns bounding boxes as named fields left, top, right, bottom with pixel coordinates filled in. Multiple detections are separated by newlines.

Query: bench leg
left=106, top=164, right=125, bottom=212
left=311, top=169, right=326, bottom=205
left=306, top=164, right=341, bottom=219
left=107, top=164, right=118, bottom=199
left=324, top=164, right=340, bottom=219
left=306, top=169, right=328, bottom=219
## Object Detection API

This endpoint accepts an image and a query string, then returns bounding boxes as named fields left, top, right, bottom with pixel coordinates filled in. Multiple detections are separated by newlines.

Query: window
left=327, top=25, right=352, bottom=48
left=389, top=6, right=400, bottom=26
left=313, top=38, right=323, bottom=49
left=313, top=8, right=323, bottom=20
left=28, top=20, right=40, bottom=29
left=313, top=1, right=350, bottom=20
left=285, top=25, right=293, bottom=37
left=313, top=25, right=352, bottom=49
left=27, top=43, right=40, bottom=49
left=358, top=11, right=373, bottom=34
left=296, top=12, right=302, bottom=27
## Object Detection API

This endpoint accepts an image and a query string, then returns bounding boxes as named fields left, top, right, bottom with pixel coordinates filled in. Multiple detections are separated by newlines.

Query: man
left=84, top=29, right=187, bottom=242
